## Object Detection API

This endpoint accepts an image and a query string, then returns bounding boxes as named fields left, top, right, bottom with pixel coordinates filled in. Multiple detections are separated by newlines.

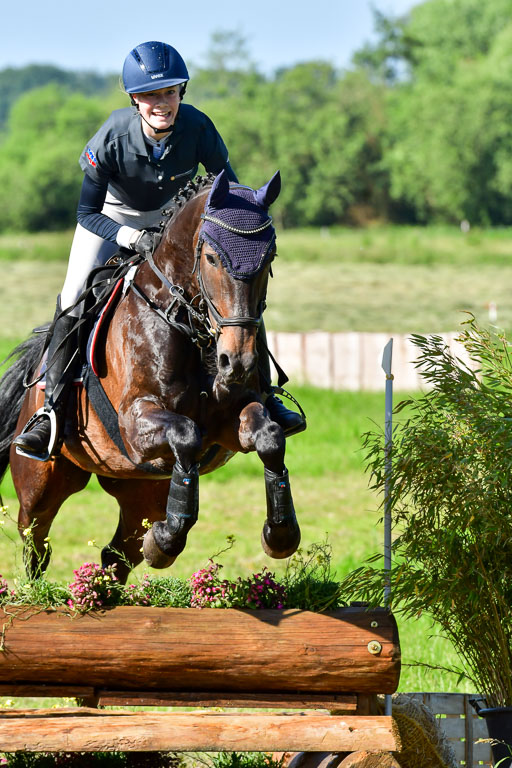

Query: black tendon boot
left=257, top=322, right=306, bottom=437
left=13, top=306, right=78, bottom=460
left=261, top=466, right=301, bottom=558
left=144, top=463, right=199, bottom=568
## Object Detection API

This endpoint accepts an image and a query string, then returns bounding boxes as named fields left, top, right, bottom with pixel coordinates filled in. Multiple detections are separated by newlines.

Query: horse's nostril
left=218, top=353, right=231, bottom=372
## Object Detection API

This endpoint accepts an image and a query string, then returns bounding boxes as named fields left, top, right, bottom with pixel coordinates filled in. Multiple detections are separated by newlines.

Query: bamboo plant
left=343, top=315, right=512, bottom=707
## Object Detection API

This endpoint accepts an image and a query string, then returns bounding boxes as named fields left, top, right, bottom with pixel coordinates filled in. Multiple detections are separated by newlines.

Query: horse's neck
left=154, top=192, right=207, bottom=289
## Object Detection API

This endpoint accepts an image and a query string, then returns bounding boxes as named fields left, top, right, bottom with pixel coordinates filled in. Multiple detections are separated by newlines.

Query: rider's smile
left=132, top=86, right=181, bottom=139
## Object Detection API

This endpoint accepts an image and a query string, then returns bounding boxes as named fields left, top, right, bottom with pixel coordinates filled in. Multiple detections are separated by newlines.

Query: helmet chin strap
left=131, top=90, right=185, bottom=136
left=139, top=110, right=175, bottom=136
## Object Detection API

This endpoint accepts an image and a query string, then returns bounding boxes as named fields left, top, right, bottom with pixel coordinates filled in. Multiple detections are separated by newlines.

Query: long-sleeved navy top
left=77, top=104, right=238, bottom=242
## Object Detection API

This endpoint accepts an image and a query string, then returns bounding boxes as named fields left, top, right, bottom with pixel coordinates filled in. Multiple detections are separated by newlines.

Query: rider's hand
left=131, top=230, right=158, bottom=255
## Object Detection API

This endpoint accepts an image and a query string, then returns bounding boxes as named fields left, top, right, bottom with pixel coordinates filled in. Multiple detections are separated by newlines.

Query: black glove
left=132, top=230, right=158, bottom=255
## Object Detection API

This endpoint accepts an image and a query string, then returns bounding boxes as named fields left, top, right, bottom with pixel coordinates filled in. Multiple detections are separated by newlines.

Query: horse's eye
left=205, top=252, right=217, bottom=267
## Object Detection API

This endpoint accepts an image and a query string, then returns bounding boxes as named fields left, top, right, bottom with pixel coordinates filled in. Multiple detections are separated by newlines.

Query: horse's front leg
left=239, top=402, right=300, bottom=559
left=118, top=396, right=202, bottom=569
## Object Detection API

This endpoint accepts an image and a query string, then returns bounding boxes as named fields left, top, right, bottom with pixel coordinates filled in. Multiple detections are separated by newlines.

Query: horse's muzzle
left=216, top=349, right=258, bottom=387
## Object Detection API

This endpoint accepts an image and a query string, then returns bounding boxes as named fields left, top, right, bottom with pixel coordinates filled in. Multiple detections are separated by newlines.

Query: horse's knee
left=166, top=418, right=202, bottom=471
left=254, top=421, right=286, bottom=474
left=239, top=402, right=285, bottom=465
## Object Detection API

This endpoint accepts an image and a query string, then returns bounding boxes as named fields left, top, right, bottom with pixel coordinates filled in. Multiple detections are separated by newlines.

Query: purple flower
left=68, top=562, right=119, bottom=612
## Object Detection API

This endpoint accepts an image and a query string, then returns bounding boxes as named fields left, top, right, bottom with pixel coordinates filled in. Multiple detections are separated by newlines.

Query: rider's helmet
left=122, top=41, right=189, bottom=95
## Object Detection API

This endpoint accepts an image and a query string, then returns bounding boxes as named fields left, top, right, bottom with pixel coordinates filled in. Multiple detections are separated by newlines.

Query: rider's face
left=132, top=85, right=182, bottom=137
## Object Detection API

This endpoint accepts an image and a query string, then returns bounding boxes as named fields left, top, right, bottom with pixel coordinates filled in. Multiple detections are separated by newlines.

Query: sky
left=3, top=0, right=421, bottom=76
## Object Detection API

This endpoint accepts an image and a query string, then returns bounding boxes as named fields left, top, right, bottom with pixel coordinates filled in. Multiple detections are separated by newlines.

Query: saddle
left=79, top=250, right=142, bottom=370
left=77, top=252, right=168, bottom=472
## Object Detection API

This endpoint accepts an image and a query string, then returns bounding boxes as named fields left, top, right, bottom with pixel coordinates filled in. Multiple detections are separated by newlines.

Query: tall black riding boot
left=13, top=305, right=78, bottom=460
left=257, top=321, right=306, bottom=438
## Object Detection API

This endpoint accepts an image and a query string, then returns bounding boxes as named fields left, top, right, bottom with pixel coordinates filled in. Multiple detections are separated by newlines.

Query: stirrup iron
left=14, top=408, right=58, bottom=462
left=270, top=386, right=307, bottom=422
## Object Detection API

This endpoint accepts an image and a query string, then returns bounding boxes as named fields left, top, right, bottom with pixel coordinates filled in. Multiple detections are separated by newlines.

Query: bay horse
left=0, top=170, right=301, bottom=583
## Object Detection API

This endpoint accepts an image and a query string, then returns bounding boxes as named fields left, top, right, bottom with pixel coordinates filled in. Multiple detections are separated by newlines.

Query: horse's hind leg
left=97, top=476, right=170, bottom=583
left=10, top=450, right=91, bottom=577
left=238, top=402, right=300, bottom=559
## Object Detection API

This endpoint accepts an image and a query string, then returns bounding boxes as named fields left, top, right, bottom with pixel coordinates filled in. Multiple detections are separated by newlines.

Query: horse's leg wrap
left=143, top=463, right=199, bottom=568
left=261, top=466, right=300, bottom=559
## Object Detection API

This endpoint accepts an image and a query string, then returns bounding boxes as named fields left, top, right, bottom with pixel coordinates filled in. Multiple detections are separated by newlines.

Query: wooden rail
left=0, top=606, right=400, bottom=695
left=0, top=710, right=399, bottom=753
left=0, top=605, right=401, bottom=758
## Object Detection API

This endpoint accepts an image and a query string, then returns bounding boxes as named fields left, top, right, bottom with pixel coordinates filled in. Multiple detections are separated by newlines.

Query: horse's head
left=194, top=169, right=281, bottom=393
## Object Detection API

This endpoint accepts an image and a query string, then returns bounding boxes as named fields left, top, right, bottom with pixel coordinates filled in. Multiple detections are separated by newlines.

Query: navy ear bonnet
left=199, top=170, right=281, bottom=280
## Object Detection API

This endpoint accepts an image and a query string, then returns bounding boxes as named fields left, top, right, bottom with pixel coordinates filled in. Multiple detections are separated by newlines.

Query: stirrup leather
left=14, top=408, right=58, bottom=462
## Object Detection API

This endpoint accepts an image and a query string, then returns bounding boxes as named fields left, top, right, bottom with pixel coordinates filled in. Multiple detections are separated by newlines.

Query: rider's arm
left=76, top=174, right=140, bottom=248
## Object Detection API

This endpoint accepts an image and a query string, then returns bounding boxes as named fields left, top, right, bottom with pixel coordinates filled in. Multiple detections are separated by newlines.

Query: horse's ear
left=254, top=171, right=281, bottom=209
left=208, top=169, right=230, bottom=209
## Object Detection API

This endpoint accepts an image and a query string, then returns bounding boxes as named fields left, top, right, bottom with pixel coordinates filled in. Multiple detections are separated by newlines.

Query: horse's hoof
left=261, top=522, right=301, bottom=559
left=143, top=527, right=177, bottom=569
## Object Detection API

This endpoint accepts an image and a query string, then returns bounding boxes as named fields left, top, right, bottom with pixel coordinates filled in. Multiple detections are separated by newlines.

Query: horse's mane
left=158, top=173, right=218, bottom=377
left=160, top=173, right=215, bottom=232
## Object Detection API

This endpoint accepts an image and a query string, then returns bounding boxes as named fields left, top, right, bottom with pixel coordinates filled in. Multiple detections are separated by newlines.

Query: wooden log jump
left=0, top=605, right=402, bottom=756
left=0, top=710, right=399, bottom=753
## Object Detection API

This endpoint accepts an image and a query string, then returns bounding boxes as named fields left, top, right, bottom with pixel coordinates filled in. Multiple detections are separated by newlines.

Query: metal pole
left=381, top=338, right=393, bottom=718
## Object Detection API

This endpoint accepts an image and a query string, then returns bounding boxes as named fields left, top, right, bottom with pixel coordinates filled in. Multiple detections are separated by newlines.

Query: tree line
left=1, top=0, right=512, bottom=232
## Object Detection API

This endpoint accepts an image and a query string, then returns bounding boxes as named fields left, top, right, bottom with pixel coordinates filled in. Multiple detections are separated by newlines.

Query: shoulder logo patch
left=85, top=147, right=97, bottom=168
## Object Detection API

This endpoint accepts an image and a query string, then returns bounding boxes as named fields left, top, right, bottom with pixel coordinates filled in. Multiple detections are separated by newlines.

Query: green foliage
left=0, top=542, right=344, bottom=613
left=373, top=0, right=512, bottom=224
left=283, top=542, right=346, bottom=611
left=2, top=577, right=70, bottom=608
left=0, top=84, right=107, bottom=232
left=197, top=60, right=387, bottom=227
left=124, top=573, right=192, bottom=608
left=0, top=752, right=181, bottom=767
left=0, top=64, right=116, bottom=130
left=342, top=316, right=512, bottom=706
left=203, top=754, right=284, bottom=768
left=0, top=747, right=282, bottom=768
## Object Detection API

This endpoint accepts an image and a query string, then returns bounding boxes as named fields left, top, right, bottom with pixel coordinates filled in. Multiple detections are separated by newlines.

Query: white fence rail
left=267, top=331, right=471, bottom=391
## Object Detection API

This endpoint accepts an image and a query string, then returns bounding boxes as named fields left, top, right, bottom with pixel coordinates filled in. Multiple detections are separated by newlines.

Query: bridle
left=129, top=223, right=271, bottom=347
left=194, top=208, right=274, bottom=336
left=195, top=256, right=266, bottom=336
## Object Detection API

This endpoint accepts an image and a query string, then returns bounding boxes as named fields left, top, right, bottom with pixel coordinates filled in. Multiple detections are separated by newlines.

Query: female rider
left=14, top=40, right=303, bottom=460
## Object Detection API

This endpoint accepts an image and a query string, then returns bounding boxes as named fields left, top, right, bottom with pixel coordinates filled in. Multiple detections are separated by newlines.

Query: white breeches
left=60, top=193, right=170, bottom=315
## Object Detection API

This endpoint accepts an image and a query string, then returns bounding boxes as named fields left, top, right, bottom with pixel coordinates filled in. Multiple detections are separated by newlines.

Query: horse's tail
left=0, top=333, right=45, bottom=482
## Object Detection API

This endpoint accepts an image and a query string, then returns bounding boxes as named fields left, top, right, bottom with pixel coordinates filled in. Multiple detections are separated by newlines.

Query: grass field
left=0, top=223, right=493, bottom=705
left=2, top=225, right=512, bottom=340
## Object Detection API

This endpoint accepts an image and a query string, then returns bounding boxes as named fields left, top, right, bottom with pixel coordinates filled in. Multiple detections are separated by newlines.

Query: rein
left=130, top=251, right=216, bottom=348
